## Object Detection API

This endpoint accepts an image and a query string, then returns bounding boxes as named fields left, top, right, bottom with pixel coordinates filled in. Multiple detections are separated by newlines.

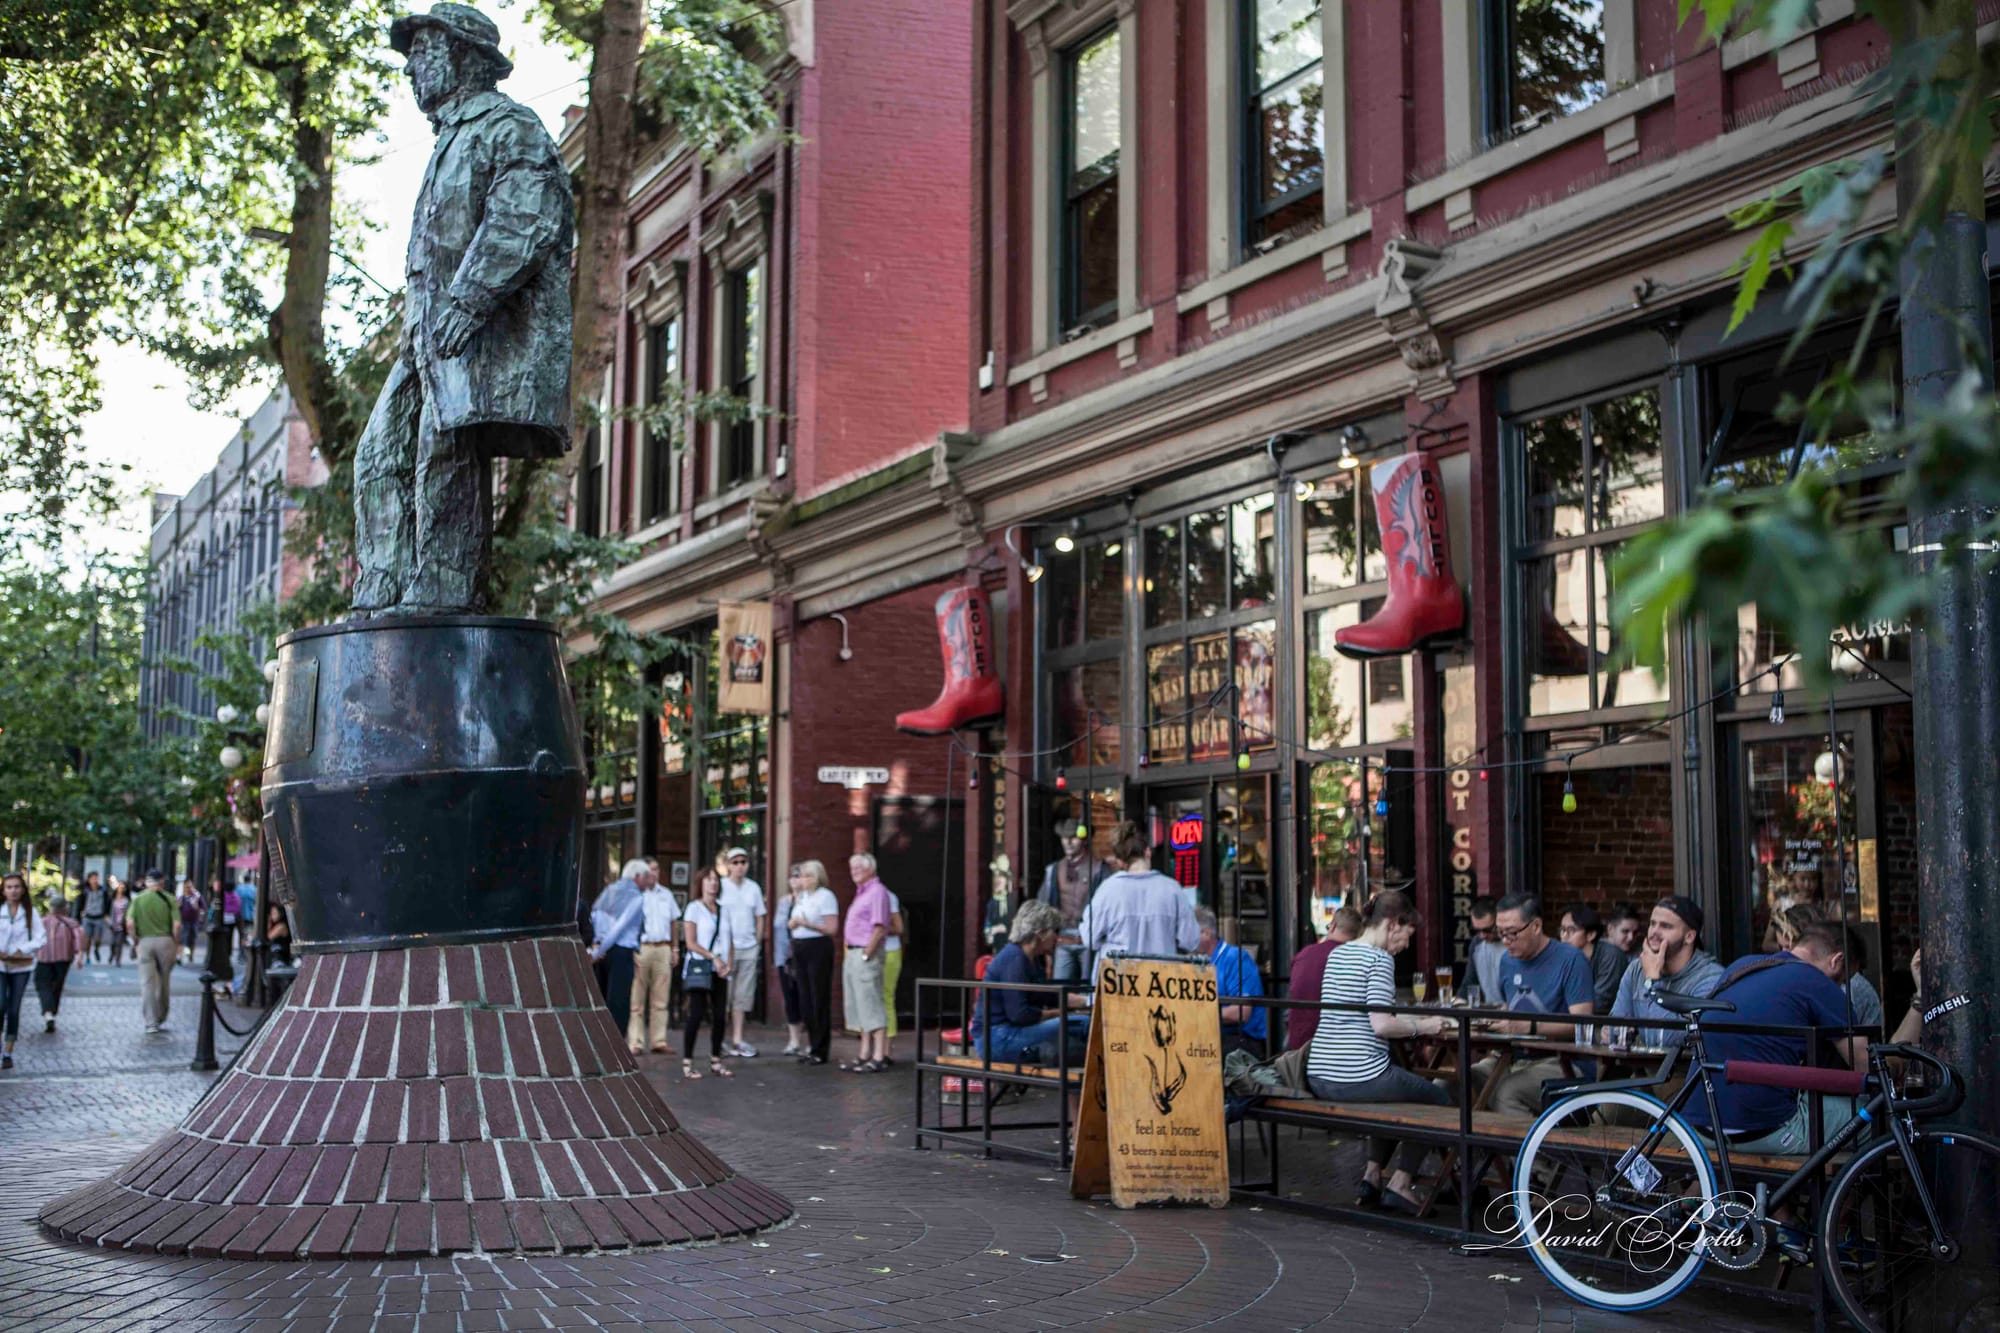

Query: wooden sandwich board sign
left=1069, top=954, right=1229, bottom=1209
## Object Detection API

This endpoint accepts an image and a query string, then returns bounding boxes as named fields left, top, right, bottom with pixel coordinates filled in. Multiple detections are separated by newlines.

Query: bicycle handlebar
left=1870, top=1043, right=1963, bottom=1119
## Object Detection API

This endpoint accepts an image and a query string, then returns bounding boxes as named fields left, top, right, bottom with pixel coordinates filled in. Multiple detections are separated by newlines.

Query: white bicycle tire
left=1513, top=1088, right=1718, bottom=1311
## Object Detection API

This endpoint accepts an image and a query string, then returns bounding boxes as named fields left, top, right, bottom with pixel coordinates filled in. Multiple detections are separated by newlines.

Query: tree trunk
left=269, top=68, right=354, bottom=461
left=565, top=0, right=646, bottom=485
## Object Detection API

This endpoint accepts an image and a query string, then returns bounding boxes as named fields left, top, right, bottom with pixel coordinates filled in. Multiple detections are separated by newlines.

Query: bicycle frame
left=1580, top=1024, right=1952, bottom=1244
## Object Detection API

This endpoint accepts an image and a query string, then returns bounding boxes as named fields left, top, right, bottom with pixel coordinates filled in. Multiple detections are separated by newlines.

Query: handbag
left=683, top=908, right=721, bottom=991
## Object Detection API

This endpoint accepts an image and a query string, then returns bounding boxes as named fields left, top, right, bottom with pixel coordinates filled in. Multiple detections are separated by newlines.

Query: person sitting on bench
left=969, top=900, right=1089, bottom=1066
left=1306, top=890, right=1453, bottom=1214
left=1679, top=919, right=1869, bottom=1155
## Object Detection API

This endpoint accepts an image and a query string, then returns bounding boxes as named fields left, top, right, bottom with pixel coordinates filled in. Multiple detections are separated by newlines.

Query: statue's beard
left=410, top=57, right=456, bottom=115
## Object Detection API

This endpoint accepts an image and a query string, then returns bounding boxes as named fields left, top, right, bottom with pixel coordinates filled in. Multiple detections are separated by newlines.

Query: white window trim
left=701, top=191, right=773, bottom=497
left=628, top=258, right=689, bottom=528
left=1013, top=0, right=1141, bottom=355
left=577, top=369, right=613, bottom=535
left=1203, top=0, right=1354, bottom=284
left=1429, top=0, right=1646, bottom=223
left=1721, top=0, right=1853, bottom=70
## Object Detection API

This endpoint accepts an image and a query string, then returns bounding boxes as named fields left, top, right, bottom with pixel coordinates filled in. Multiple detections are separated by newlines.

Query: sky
left=77, top=5, right=587, bottom=547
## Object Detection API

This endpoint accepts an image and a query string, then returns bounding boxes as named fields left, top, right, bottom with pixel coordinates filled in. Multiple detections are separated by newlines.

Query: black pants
left=791, top=935, right=835, bottom=1061
left=33, top=960, right=70, bottom=1016
left=602, top=945, right=635, bottom=1036
left=683, top=985, right=725, bottom=1061
left=778, top=961, right=804, bottom=1026
left=0, top=971, right=29, bottom=1042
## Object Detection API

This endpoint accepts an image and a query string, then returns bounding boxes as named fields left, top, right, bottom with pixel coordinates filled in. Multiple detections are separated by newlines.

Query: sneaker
left=43, top=1018, right=54, bottom=1034
left=782, top=1043, right=802, bottom=1057
left=144, top=1024, right=160, bottom=1034
left=734, top=1042, right=758, bottom=1058
left=1, top=1055, right=12, bottom=1070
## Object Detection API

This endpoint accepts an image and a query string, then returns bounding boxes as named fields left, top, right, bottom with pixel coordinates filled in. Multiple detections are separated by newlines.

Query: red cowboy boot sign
left=1334, top=453, right=1465, bottom=658
left=897, top=584, right=1006, bottom=734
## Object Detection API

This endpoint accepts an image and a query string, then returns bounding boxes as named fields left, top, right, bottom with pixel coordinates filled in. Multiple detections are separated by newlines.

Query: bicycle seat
left=1656, top=994, right=1736, bottom=1017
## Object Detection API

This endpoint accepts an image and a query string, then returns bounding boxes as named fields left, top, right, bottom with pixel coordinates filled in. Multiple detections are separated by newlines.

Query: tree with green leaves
left=1615, top=1, right=1999, bottom=1172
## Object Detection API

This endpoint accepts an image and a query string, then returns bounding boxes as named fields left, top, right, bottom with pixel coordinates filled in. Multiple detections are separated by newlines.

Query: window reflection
left=1187, top=507, right=1229, bottom=619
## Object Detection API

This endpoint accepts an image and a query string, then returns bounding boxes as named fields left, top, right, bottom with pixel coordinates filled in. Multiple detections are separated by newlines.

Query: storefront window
left=1052, top=660, right=1122, bottom=768
left=1303, top=467, right=1385, bottom=592
left=1144, top=521, right=1184, bottom=627
left=1230, top=494, right=1277, bottom=607
left=1517, top=386, right=1669, bottom=724
left=1187, top=507, right=1229, bottom=619
left=1305, top=603, right=1411, bottom=749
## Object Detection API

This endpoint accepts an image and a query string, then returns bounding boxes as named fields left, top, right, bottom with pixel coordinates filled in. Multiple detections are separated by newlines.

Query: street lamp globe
left=216, top=704, right=240, bottom=725
left=219, top=745, right=245, bottom=770
left=263, top=658, right=281, bottom=683
left=255, top=703, right=271, bottom=725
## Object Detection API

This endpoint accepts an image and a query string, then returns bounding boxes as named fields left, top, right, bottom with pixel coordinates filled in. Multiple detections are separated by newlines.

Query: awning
left=225, top=850, right=262, bottom=871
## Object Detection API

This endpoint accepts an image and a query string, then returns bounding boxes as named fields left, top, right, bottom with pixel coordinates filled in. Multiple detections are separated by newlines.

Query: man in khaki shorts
left=841, top=853, right=891, bottom=1071
left=717, top=847, right=766, bottom=1057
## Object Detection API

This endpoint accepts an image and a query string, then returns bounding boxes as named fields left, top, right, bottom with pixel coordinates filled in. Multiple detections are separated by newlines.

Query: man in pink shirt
left=1286, top=905, right=1362, bottom=1050
left=842, top=853, right=892, bottom=1071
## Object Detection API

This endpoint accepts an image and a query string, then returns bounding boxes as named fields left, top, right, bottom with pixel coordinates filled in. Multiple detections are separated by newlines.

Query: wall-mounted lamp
left=1293, top=478, right=1316, bottom=501
left=1336, top=425, right=1366, bottom=471
left=1004, top=525, right=1044, bottom=583
left=1052, top=516, right=1083, bottom=554
left=829, top=612, right=854, bottom=661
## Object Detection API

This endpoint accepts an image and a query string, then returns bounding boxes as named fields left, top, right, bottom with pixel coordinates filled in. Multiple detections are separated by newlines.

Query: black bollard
left=189, top=972, right=220, bottom=1073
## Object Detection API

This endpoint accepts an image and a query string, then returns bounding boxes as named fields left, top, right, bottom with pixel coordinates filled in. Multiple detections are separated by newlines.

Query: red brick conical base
left=37, top=936, right=791, bottom=1258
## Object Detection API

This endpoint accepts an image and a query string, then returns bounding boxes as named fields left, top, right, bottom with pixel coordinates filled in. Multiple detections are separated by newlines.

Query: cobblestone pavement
left=0, top=991, right=1816, bottom=1332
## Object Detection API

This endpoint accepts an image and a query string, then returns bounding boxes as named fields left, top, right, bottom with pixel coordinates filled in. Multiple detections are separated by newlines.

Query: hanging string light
left=1235, top=752, right=1251, bottom=772
left=1054, top=767, right=1068, bottom=791
left=1561, top=763, right=1578, bottom=814
left=1769, top=690, right=1786, bottom=725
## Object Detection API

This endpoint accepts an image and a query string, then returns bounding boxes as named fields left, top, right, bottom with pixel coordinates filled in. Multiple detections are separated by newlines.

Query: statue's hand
left=431, top=300, right=481, bottom=359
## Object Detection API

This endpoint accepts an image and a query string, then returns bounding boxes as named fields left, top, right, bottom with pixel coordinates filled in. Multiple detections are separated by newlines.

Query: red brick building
left=588, top=0, right=1981, bottom=1019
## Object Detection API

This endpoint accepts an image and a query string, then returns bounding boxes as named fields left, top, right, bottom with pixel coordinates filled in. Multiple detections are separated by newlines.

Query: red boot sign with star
left=1334, top=452, right=1465, bottom=658
left=896, top=584, right=1005, bottom=734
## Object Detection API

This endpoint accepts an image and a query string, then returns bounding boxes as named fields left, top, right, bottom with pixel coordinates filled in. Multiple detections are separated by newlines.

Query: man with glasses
left=1465, top=896, right=1504, bottom=1006
left=718, top=847, right=767, bottom=1057
left=1472, top=892, right=1594, bottom=1117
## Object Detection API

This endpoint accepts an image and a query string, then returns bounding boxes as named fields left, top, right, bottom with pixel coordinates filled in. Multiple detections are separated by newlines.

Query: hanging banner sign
left=1070, top=955, right=1229, bottom=1209
left=717, top=600, right=774, bottom=715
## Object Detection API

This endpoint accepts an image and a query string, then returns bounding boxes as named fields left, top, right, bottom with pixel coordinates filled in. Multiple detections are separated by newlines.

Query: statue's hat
left=390, top=3, right=514, bottom=79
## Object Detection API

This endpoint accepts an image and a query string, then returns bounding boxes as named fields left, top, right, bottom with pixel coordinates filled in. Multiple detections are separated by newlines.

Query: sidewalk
left=0, top=992, right=1812, bottom=1332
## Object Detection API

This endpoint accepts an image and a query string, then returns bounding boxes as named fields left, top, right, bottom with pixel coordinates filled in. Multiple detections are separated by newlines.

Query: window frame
left=698, top=191, right=773, bottom=502
left=1059, top=24, right=1122, bottom=334
left=1507, top=375, right=1673, bottom=739
left=1478, top=0, right=1610, bottom=146
left=1239, top=0, right=1326, bottom=253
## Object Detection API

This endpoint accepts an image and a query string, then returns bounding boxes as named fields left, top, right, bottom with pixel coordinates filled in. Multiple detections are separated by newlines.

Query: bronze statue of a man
left=354, top=3, right=574, bottom=616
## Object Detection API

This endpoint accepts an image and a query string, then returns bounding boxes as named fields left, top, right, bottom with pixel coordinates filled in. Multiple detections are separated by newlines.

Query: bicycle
left=1509, top=992, right=2000, bottom=1331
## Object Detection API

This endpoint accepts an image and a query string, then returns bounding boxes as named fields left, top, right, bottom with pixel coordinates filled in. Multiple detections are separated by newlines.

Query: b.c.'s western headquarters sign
left=1071, top=955, right=1228, bottom=1209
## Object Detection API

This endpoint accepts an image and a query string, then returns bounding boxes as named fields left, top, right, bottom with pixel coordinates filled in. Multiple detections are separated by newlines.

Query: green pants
left=883, top=948, right=903, bottom=1038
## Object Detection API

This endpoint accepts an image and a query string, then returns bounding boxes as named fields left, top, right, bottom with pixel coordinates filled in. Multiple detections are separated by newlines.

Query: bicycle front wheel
left=1821, top=1126, right=2000, bottom=1333
left=1512, top=1089, right=1720, bottom=1311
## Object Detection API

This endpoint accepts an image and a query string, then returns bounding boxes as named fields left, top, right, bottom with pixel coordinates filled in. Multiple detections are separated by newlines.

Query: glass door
left=1141, top=778, right=1274, bottom=967
left=1727, top=718, right=1882, bottom=1003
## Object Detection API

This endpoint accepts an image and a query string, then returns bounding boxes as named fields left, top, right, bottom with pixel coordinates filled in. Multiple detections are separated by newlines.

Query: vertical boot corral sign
left=896, top=584, right=1005, bottom=734
left=1334, top=452, right=1464, bottom=658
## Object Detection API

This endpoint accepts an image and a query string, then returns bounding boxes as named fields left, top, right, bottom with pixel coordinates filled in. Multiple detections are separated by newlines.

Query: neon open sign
left=1170, top=814, right=1204, bottom=851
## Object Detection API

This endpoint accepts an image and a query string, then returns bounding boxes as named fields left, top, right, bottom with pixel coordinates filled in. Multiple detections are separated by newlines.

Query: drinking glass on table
left=1412, top=973, right=1429, bottom=1004
left=1434, top=966, right=1453, bottom=1006
left=1462, top=984, right=1484, bottom=1011
left=1608, top=1023, right=1633, bottom=1053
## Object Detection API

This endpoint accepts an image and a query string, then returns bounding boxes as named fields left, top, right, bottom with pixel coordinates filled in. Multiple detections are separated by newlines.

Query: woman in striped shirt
left=34, top=891, right=85, bottom=1034
left=1307, top=890, right=1453, bottom=1214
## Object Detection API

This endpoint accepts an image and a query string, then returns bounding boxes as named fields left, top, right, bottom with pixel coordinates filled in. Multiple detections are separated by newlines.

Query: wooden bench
left=934, top=1052, right=1082, bottom=1085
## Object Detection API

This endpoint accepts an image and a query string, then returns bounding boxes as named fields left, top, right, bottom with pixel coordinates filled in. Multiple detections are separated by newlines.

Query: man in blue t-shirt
left=1474, top=892, right=1595, bottom=1116
left=970, top=901, right=1090, bottom=1065
left=1680, top=920, right=1868, bottom=1154
left=1196, top=907, right=1266, bottom=1057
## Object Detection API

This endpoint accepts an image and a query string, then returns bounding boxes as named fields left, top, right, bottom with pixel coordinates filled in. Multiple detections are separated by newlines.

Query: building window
left=1515, top=384, right=1668, bottom=729
left=1482, top=0, right=1605, bottom=142
left=643, top=316, right=681, bottom=524
left=721, top=262, right=761, bottom=490
left=1061, top=27, right=1121, bottom=333
left=1139, top=493, right=1279, bottom=764
left=577, top=419, right=605, bottom=537
left=1244, top=0, right=1323, bottom=250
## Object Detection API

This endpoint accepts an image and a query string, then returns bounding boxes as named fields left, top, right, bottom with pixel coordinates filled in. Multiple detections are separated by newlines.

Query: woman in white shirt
left=785, top=861, right=840, bottom=1065
left=679, top=869, right=733, bottom=1079
left=0, top=873, right=48, bottom=1069
left=1307, top=890, right=1452, bottom=1214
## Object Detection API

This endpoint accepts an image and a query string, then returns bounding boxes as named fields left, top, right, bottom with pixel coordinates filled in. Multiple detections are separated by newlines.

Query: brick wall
left=786, top=579, right=961, bottom=902
left=1535, top=764, right=1676, bottom=914
left=791, top=0, right=973, bottom=498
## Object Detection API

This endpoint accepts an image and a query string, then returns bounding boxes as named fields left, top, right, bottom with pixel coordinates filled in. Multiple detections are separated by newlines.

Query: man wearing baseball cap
left=717, top=847, right=767, bottom=1057
left=1610, top=895, right=1725, bottom=1047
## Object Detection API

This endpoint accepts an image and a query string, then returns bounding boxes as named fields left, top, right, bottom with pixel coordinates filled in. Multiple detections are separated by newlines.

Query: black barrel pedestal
left=38, top=615, right=792, bottom=1259
left=260, top=616, right=584, bottom=952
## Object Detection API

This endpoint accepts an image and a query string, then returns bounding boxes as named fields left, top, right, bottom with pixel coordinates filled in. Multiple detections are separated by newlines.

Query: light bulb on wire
left=1769, top=691, right=1785, bottom=725
left=1055, top=768, right=1068, bottom=791
left=1561, top=770, right=1578, bottom=814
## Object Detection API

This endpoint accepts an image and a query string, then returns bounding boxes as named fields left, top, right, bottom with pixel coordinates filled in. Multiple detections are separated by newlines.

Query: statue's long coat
left=393, top=87, right=574, bottom=459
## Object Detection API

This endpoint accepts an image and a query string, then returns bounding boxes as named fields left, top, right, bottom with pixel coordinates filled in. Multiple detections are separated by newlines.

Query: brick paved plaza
left=0, top=970, right=1813, bottom=1332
